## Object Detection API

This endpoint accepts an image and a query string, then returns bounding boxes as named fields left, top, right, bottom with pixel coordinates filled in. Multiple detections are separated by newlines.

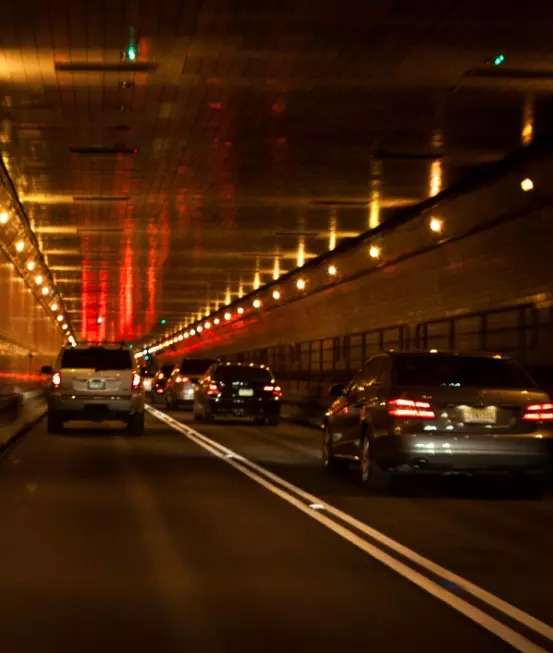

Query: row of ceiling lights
left=135, top=215, right=450, bottom=359
left=136, top=171, right=535, bottom=360
left=0, top=207, right=75, bottom=346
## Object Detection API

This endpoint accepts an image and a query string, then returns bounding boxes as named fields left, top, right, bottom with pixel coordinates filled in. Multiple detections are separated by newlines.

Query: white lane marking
left=147, top=406, right=550, bottom=652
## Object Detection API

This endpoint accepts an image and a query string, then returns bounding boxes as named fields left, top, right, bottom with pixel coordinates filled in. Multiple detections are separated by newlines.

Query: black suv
left=193, top=362, right=282, bottom=424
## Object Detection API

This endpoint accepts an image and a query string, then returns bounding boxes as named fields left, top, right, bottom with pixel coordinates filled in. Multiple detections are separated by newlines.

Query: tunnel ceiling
left=1, top=1, right=552, bottom=347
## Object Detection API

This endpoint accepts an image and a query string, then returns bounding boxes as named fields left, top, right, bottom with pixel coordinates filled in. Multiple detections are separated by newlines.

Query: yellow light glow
left=328, top=264, right=337, bottom=276
left=429, top=160, right=442, bottom=197
left=62, top=323, right=68, bottom=329
left=429, top=217, right=443, bottom=233
left=273, top=255, right=280, bottom=280
left=197, top=326, right=203, bottom=333
left=15, top=240, right=25, bottom=252
left=253, top=299, right=262, bottom=308
left=253, top=270, right=261, bottom=290
left=369, top=245, right=381, bottom=259
left=369, top=158, right=382, bottom=229
left=205, top=322, right=211, bottom=329
left=296, top=278, right=306, bottom=290
left=184, top=332, right=190, bottom=339
left=224, top=312, right=231, bottom=320
left=272, top=290, right=281, bottom=300
left=214, top=318, right=220, bottom=325
left=521, top=177, right=534, bottom=192
left=26, top=261, right=35, bottom=271
left=0, top=211, right=8, bottom=224
left=56, top=315, right=63, bottom=322
left=190, top=328, right=196, bottom=335
left=329, top=213, right=337, bottom=251
left=521, top=97, right=534, bottom=146
left=51, top=303, right=58, bottom=311
left=35, top=275, right=43, bottom=285
left=237, top=307, right=244, bottom=314
left=41, top=286, right=49, bottom=295
left=297, top=237, right=305, bottom=268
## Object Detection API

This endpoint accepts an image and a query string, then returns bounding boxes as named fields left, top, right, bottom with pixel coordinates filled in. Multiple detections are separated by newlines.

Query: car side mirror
left=329, top=383, right=345, bottom=397
left=40, top=365, right=53, bottom=375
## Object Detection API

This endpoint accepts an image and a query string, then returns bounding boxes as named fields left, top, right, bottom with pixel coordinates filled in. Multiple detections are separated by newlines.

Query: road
left=0, top=408, right=551, bottom=652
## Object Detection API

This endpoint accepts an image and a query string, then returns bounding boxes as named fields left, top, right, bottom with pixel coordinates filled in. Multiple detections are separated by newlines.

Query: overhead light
left=51, top=302, right=59, bottom=311
left=253, top=299, right=262, bottom=308
left=272, top=289, right=281, bottom=300
left=35, top=275, right=43, bottom=285
left=237, top=307, right=244, bottom=314
left=15, top=240, right=25, bottom=252
left=62, top=323, right=68, bottom=329
left=97, top=316, right=103, bottom=324
left=190, top=328, right=196, bottom=335
left=56, top=315, right=63, bottom=322
left=429, top=217, right=443, bottom=233
left=369, top=245, right=381, bottom=259
left=26, top=261, right=36, bottom=271
left=214, top=318, right=220, bottom=325
left=178, top=335, right=183, bottom=341
left=521, top=177, right=534, bottom=192
left=197, top=325, right=203, bottom=333
left=41, top=286, right=49, bottom=295
left=224, top=312, right=231, bottom=320
left=328, top=264, right=337, bottom=276
left=493, top=53, right=506, bottom=66
left=205, top=322, right=211, bottom=329
left=184, top=332, right=190, bottom=338
left=296, top=278, right=306, bottom=290
left=0, top=211, right=8, bottom=224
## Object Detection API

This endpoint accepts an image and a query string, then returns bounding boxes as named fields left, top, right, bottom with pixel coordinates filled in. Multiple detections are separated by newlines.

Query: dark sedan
left=150, top=364, right=175, bottom=404
left=323, top=351, right=552, bottom=494
left=194, top=362, right=282, bottom=424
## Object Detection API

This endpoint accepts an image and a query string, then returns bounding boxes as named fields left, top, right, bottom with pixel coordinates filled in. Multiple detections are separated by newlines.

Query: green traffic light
left=127, top=45, right=136, bottom=61
left=493, top=53, right=505, bottom=66
left=161, top=319, right=166, bottom=325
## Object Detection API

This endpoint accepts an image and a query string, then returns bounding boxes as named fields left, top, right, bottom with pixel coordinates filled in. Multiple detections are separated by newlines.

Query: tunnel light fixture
left=429, top=217, right=443, bottom=233
left=328, top=264, right=337, bottom=276
left=178, top=334, right=183, bottom=341
left=26, top=261, right=36, bottom=271
left=15, top=239, right=25, bottom=252
left=197, top=325, right=203, bottom=333
left=50, top=302, right=59, bottom=311
left=0, top=211, right=8, bottom=224
left=369, top=245, right=381, bottom=259
left=41, top=286, right=49, bottom=296
left=184, top=332, right=190, bottom=339
left=296, top=278, right=306, bottom=290
left=224, top=312, right=232, bottom=320
left=253, top=299, right=262, bottom=308
left=97, top=316, right=103, bottom=324
left=56, top=315, right=63, bottom=322
left=205, top=322, right=211, bottom=329
left=214, top=318, right=220, bottom=325
left=521, top=177, right=534, bottom=192
left=237, top=307, right=244, bottom=314
left=61, top=323, right=68, bottom=330
left=35, top=274, right=43, bottom=285
left=190, top=328, right=196, bottom=335
left=272, top=289, right=281, bottom=300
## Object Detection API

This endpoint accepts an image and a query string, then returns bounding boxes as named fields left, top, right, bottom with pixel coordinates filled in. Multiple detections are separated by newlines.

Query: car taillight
left=264, top=384, right=283, bottom=397
left=207, top=383, right=219, bottom=395
left=175, top=376, right=190, bottom=384
left=387, top=398, right=436, bottom=419
left=522, top=403, right=553, bottom=421
left=158, top=373, right=164, bottom=380
left=52, top=372, right=61, bottom=388
left=132, top=373, right=142, bottom=390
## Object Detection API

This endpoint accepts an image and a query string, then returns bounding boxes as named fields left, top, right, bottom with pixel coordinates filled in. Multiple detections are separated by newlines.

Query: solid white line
left=147, top=406, right=550, bottom=652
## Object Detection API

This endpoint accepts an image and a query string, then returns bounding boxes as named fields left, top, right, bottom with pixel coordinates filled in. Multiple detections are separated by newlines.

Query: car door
left=327, top=379, right=355, bottom=456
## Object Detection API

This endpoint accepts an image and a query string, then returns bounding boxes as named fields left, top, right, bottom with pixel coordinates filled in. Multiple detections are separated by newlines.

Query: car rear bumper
left=49, top=393, right=144, bottom=421
left=375, top=431, right=553, bottom=474
left=209, top=399, right=280, bottom=419
left=171, top=384, right=196, bottom=403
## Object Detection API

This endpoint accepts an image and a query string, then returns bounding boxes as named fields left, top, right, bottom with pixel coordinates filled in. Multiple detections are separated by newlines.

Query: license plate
left=462, top=406, right=497, bottom=424
left=88, top=379, right=105, bottom=390
left=238, top=388, right=254, bottom=397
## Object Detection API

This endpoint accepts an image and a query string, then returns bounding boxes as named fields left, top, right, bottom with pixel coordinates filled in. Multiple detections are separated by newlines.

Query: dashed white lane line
left=147, top=405, right=551, bottom=653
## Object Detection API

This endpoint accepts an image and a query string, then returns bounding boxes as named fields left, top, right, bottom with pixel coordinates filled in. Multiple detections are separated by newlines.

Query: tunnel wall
left=158, top=146, right=553, bottom=423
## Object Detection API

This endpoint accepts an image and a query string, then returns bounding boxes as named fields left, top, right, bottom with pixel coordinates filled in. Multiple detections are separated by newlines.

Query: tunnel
left=1, top=2, right=553, bottom=652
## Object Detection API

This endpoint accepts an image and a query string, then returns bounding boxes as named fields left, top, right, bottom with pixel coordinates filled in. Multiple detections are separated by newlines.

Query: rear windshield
left=179, top=359, right=216, bottom=375
left=395, top=355, right=536, bottom=389
left=61, top=347, right=133, bottom=371
left=215, top=365, right=273, bottom=383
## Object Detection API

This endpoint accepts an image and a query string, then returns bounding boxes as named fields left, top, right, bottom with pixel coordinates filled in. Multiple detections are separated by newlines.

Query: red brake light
left=207, top=382, right=219, bottom=395
left=263, top=385, right=274, bottom=391
left=522, top=403, right=553, bottom=421
left=387, top=398, right=435, bottom=419
left=264, top=384, right=282, bottom=397
left=175, top=376, right=190, bottom=384
left=132, top=372, right=142, bottom=389
left=52, top=372, right=61, bottom=388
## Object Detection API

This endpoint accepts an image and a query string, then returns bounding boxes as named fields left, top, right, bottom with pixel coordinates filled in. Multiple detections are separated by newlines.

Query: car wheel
left=359, top=434, right=392, bottom=491
left=204, top=405, right=215, bottom=423
left=127, top=412, right=145, bottom=435
left=47, top=410, right=64, bottom=434
left=322, top=426, right=346, bottom=472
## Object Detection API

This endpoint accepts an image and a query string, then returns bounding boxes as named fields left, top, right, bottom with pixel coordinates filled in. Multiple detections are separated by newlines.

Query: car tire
left=359, top=434, right=392, bottom=491
left=47, top=410, right=64, bottom=434
left=204, top=405, right=215, bottom=423
left=322, top=426, right=347, bottom=472
left=127, top=412, right=145, bottom=436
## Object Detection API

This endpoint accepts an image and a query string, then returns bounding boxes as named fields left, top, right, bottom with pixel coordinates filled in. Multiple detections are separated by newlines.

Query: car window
left=214, top=366, right=273, bottom=383
left=61, top=347, right=133, bottom=371
left=179, top=359, right=217, bottom=375
left=394, top=355, right=536, bottom=389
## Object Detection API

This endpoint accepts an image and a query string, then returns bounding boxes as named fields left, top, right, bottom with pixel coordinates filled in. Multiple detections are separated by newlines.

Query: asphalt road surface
left=0, top=408, right=551, bottom=652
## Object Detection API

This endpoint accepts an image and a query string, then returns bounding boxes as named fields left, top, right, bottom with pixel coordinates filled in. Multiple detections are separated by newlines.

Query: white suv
left=43, top=343, right=145, bottom=434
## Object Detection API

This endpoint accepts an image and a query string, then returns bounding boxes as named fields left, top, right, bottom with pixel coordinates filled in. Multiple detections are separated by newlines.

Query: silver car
left=165, top=358, right=217, bottom=409
left=324, top=351, right=552, bottom=494
left=43, top=343, right=145, bottom=434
